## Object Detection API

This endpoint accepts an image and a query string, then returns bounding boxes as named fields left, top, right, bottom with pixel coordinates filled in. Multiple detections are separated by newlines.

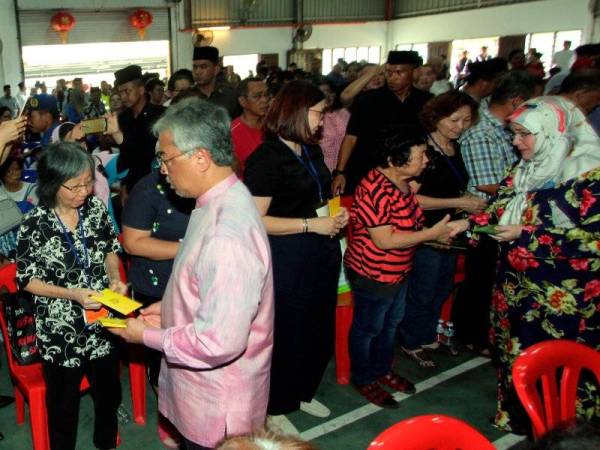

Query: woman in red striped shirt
left=344, top=135, right=464, bottom=408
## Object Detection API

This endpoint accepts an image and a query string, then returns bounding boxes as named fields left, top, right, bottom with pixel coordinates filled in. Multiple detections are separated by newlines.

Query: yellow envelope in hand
left=328, top=196, right=341, bottom=217
left=98, top=317, right=127, bottom=328
left=90, top=289, right=142, bottom=315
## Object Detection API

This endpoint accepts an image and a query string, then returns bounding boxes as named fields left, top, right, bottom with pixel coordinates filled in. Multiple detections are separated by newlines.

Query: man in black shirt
left=332, top=51, right=433, bottom=194
left=192, top=46, right=241, bottom=118
left=107, top=64, right=165, bottom=193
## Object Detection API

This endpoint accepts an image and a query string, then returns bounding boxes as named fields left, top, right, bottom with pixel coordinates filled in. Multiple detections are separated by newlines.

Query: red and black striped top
left=344, top=169, right=424, bottom=285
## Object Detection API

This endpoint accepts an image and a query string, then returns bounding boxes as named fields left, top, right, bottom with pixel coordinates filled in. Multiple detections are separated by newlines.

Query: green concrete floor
left=0, top=345, right=527, bottom=449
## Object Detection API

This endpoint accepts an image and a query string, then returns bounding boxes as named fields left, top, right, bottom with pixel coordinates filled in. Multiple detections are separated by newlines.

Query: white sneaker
left=266, top=415, right=300, bottom=436
left=300, top=398, right=331, bottom=418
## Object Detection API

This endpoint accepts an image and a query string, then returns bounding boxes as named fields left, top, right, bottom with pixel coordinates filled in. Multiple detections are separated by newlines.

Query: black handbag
left=2, top=290, right=40, bottom=365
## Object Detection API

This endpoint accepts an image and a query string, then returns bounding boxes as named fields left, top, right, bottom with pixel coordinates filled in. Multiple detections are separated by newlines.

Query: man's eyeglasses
left=155, top=151, right=188, bottom=168
left=61, top=181, right=94, bottom=193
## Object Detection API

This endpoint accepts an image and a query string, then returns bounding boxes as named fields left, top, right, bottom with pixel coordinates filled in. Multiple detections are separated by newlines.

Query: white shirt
left=2, top=182, right=38, bottom=205
left=553, top=49, right=574, bottom=70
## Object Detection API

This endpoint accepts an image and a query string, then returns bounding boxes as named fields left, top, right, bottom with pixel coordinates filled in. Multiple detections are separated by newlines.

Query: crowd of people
left=0, top=39, right=599, bottom=450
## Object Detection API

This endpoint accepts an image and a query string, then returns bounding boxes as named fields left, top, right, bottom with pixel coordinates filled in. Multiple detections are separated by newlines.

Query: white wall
left=389, top=0, right=592, bottom=45
left=0, top=0, right=22, bottom=89
left=200, top=21, right=389, bottom=69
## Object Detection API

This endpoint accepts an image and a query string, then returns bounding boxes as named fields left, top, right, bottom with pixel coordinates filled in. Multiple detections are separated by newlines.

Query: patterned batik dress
left=474, top=167, right=600, bottom=432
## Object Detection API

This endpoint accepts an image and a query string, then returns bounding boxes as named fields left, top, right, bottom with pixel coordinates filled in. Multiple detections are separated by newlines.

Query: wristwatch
left=332, top=169, right=345, bottom=177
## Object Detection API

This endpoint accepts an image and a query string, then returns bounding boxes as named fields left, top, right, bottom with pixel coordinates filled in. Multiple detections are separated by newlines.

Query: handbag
left=0, top=194, right=22, bottom=235
left=2, top=290, right=40, bottom=365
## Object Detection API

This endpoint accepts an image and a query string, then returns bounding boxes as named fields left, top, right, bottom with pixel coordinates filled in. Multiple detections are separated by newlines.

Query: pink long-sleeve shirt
left=143, top=174, right=274, bottom=447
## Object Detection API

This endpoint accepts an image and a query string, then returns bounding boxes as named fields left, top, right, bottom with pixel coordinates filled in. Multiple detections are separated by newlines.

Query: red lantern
left=129, top=9, right=153, bottom=40
left=50, top=11, right=76, bottom=44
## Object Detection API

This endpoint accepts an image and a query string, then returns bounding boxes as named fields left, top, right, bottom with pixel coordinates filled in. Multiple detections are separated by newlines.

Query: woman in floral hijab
left=470, top=96, right=600, bottom=434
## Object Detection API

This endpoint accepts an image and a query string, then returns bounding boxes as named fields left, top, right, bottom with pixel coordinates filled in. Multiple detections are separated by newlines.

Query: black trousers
left=131, top=289, right=163, bottom=387
left=267, top=233, right=341, bottom=415
left=452, top=235, right=499, bottom=349
left=42, top=352, right=121, bottom=450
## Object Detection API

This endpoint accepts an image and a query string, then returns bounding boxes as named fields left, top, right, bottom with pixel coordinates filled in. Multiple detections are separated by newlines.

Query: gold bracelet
left=302, top=218, right=309, bottom=233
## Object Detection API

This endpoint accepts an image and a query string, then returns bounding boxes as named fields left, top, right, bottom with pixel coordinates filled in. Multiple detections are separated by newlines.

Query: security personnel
left=106, top=65, right=165, bottom=193
left=332, top=51, right=433, bottom=194
left=192, top=46, right=241, bottom=119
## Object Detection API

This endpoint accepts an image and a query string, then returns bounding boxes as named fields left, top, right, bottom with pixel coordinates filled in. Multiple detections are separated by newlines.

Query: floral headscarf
left=499, top=96, right=600, bottom=225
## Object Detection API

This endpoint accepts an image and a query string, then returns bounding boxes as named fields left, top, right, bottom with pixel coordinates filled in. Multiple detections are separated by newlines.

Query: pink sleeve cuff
left=143, top=328, right=165, bottom=352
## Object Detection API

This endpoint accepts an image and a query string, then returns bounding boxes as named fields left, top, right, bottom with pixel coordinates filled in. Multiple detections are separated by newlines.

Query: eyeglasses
left=155, top=151, right=188, bottom=168
left=246, top=92, right=272, bottom=101
left=61, top=181, right=94, bottom=194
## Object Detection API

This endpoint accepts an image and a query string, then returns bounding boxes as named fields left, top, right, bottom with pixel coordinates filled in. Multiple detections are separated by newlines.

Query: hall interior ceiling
left=188, top=0, right=540, bottom=26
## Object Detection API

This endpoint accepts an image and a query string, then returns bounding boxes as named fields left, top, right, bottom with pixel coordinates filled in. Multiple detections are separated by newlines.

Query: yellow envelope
left=328, top=196, right=341, bottom=217
left=98, top=317, right=127, bottom=328
left=90, top=289, right=143, bottom=315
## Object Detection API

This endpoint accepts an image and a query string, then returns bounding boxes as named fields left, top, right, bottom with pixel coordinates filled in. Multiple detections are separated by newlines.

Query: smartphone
left=80, top=117, right=107, bottom=135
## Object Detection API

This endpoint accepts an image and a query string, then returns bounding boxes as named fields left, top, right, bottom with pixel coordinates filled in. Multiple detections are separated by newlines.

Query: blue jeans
left=399, top=246, right=457, bottom=350
left=348, top=281, right=408, bottom=386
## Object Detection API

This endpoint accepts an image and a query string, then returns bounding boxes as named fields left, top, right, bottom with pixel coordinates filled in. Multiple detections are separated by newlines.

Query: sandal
left=401, top=347, right=437, bottom=368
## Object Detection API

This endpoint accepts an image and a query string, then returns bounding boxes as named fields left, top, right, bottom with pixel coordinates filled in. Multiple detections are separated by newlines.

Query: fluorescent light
left=197, top=26, right=231, bottom=31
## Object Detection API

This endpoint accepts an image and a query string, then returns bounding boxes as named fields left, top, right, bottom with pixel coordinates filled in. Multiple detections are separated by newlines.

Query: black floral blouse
left=16, top=196, right=121, bottom=368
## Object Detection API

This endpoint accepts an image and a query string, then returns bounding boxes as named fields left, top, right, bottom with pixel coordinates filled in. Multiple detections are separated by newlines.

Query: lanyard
left=54, top=208, right=91, bottom=286
left=287, top=142, right=324, bottom=204
left=428, top=134, right=465, bottom=188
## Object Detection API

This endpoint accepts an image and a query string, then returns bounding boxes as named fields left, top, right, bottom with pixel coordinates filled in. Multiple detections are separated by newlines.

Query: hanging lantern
left=50, top=11, right=76, bottom=44
left=129, top=9, right=153, bottom=40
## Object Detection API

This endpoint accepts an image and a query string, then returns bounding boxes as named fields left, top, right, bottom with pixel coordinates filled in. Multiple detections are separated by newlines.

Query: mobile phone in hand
left=80, top=118, right=107, bottom=135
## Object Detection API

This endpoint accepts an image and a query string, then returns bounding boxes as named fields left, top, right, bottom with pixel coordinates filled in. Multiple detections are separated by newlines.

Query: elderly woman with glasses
left=16, top=141, right=126, bottom=450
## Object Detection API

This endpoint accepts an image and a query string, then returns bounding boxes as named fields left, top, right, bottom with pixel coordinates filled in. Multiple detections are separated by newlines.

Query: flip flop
left=401, top=347, right=437, bottom=368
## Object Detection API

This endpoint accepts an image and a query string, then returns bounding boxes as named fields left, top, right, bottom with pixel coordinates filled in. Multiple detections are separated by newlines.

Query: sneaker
left=354, top=382, right=399, bottom=409
left=377, top=373, right=416, bottom=394
left=300, top=398, right=331, bottom=418
left=266, top=415, right=300, bottom=436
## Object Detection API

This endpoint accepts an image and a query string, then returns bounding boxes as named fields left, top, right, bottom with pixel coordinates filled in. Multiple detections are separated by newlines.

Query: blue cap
left=29, top=94, right=58, bottom=114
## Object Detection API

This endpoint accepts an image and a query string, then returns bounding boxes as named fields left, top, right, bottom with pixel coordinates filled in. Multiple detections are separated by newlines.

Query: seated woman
left=453, top=96, right=600, bottom=433
left=344, top=134, right=464, bottom=408
left=0, top=156, right=38, bottom=258
left=399, top=91, right=485, bottom=368
left=16, top=141, right=126, bottom=450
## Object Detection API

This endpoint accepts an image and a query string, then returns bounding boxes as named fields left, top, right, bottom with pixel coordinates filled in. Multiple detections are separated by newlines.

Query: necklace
left=429, top=133, right=454, bottom=156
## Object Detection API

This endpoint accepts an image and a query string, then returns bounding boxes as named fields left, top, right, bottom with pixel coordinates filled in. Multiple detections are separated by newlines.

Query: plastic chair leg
left=128, top=345, right=147, bottom=425
left=28, top=389, right=49, bottom=450
left=14, top=387, right=25, bottom=424
left=335, top=305, right=353, bottom=385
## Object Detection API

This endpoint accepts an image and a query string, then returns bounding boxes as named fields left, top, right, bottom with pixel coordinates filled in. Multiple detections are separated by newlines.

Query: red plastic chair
left=335, top=195, right=354, bottom=384
left=0, top=262, right=146, bottom=450
left=367, top=414, right=495, bottom=450
left=512, top=339, right=600, bottom=439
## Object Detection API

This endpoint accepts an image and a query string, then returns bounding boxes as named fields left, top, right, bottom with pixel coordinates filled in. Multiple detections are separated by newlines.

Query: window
left=222, top=54, right=259, bottom=79
left=449, top=37, right=500, bottom=81
left=525, top=30, right=581, bottom=71
left=322, top=46, right=381, bottom=75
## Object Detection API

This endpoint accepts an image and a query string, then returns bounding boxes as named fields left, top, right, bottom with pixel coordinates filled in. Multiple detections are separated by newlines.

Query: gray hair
left=37, top=141, right=96, bottom=208
left=152, top=97, right=233, bottom=166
